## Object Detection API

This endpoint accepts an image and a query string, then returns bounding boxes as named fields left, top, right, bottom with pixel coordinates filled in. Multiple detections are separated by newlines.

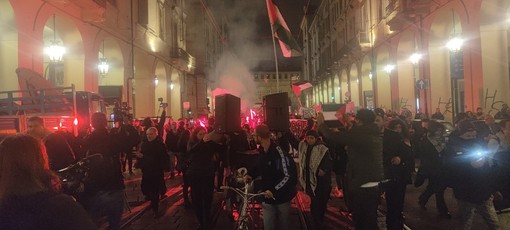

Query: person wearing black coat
left=383, top=118, right=415, bottom=230
left=164, top=121, right=180, bottom=178
left=318, top=109, right=384, bottom=230
left=82, top=112, right=125, bottom=230
left=186, top=127, right=225, bottom=230
left=137, top=127, right=168, bottom=218
left=416, top=120, right=450, bottom=218
left=444, top=120, right=500, bottom=229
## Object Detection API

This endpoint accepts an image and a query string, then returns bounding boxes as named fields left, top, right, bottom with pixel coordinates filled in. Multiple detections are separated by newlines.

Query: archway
left=396, top=30, right=417, bottom=114
left=361, top=56, right=373, bottom=109
left=480, top=0, right=510, bottom=115
left=168, top=68, right=182, bottom=119
left=98, top=37, right=124, bottom=87
left=429, top=9, right=461, bottom=121
left=43, top=14, right=85, bottom=90
left=349, top=63, right=360, bottom=108
left=0, top=0, right=18, bottom=94
left=376, top=46, right=392, bottom=111
left=154, top=61, right=167, bottom=115
left=333, top=73, right=340, bottom=103
left=340, top=69, right=349, bottom=104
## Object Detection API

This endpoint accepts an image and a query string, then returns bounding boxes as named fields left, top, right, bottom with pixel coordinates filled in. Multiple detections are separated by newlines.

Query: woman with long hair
left=186, top=126, right=225, bottom=230
left=0, top=134, right=96, bottom=230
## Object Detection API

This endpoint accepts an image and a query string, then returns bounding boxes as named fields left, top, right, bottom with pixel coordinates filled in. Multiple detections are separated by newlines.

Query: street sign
left=416, top=79, right=428, bottom=90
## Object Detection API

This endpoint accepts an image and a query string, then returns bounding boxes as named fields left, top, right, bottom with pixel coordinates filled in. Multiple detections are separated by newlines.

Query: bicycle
left=221, top=168, right=269, bottom=230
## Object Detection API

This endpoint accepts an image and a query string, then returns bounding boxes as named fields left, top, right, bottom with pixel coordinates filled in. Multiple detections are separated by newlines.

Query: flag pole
left=269, top=23, right=280, bottom=93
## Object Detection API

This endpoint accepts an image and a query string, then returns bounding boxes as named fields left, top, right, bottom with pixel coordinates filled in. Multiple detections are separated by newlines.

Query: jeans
left=85, top=189, right=124, bottom=230
left=458, top=198, right=500, bottom=230
left=262, top=201, right=291, bottom=230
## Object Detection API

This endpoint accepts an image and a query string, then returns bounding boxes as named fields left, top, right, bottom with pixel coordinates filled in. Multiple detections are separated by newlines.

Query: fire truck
left=0, top=68, right=105, bottom=138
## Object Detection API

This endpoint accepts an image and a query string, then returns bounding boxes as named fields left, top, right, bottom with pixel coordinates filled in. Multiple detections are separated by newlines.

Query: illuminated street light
left=409, top=53, right=422, bottom=65
left=98, top=58, right=109, bottom=76
left=447, top=37, right=463, bottom=51
left=98, top=40, right=109, bottom=76
left=384, top=64, right=395, bottom=74
left=44, top=15, right=65, bottom=62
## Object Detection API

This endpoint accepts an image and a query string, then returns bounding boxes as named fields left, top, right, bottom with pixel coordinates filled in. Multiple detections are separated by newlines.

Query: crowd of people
left=1, top=103, right=510, bottom=230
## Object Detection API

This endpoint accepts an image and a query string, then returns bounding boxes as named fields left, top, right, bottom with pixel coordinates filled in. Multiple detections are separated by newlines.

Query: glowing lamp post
left=98, top=57, right=109, bottom=76
left=448, top=37, right=464, bottom=120
left=409, top=53, right=422, bottom=113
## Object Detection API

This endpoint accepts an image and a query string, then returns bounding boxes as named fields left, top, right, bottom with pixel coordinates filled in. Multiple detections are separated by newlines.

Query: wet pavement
left=115, top=169, right=494, bottom=230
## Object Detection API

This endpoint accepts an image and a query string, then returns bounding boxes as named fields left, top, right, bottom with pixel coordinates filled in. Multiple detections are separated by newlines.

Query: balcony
left=385, top=0, right=431, bottom=31
left=171, top=48, right=195, bottom=73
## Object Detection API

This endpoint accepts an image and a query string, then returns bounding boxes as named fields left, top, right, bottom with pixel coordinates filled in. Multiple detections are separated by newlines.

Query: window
left=138, top=0, right=148, bottom=27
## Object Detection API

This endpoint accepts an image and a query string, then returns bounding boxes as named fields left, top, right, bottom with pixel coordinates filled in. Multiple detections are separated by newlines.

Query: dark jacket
left=164, top=130, right=180, bottom=152
left=383, top=129, right=414, bottom=184
left=139, top=138, right=168, bottom=176
left=248, top=142, right=297, bottom=205
left=416, top=137, right=445, bottom=177
left=0, top=192, right=97, bottom=230
left=139, top=137, right=168, bottom=195
left=187, top=140, right=225, bottom=178
left=82, top=128, right=125, bottom=195
left=319, top=123, right=384, bottom=191
left=322, top=129, right=348, bottom=175
left=44, top=132, right=76, bottom=171
left=444, top=136, right=498, bottom=203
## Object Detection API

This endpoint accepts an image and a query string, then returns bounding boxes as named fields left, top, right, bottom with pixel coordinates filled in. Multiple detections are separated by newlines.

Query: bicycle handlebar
left=220, top=186, right=268, bottom=198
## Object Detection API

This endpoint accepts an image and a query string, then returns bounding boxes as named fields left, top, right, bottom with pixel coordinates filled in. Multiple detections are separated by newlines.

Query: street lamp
left=446, top=37, right=463, bottom=52
left=410, top=53, right=422, bottom=113
left=98, top=40, right=109, bottom=77
left=384, top=64, right=395, bottom=74
left=409, top=53, right=422, bottom=65
left=44, top=15, right=65, bottom=62
left=448, top=36, right=464, bottom=121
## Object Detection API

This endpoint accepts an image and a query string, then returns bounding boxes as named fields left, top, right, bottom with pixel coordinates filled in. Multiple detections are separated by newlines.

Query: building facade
left=302, top=0, right=510, bottom=121
left=0, top=0, right=200, bottom=119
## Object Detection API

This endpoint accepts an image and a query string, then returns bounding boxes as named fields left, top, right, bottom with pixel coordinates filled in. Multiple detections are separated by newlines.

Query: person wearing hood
left=444, top=119, right=500, bottom=229
left=298, top=130, right=332, bottom=228
left=416, top=120, right=451, bottom=219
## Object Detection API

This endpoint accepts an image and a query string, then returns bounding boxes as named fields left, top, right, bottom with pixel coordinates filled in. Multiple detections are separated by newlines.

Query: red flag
left=335, top=105, right=347, bottom=126
left=316, top=104, right=322, bottom=113
left=292, top=84, right=301, bottom=97
left=266, top=0, right=302, bottom=57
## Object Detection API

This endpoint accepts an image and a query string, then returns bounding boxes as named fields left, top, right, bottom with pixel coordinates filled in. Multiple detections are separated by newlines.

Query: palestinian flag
left=266, top=0, right=302, bottom=58
left=291, top=81, right=313, bottom=97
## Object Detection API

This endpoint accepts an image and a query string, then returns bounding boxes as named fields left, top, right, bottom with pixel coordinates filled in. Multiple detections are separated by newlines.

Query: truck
left=0, top=68, right=106, bottom=138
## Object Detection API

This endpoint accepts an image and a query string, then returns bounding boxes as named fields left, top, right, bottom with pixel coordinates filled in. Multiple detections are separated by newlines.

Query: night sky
left=220, top=0, right=321, bottom=71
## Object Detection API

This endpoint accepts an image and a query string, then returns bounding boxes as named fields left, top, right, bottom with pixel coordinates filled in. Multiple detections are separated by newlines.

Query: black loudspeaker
left=215, top=94, right=241, bottom=133
left=264, top=92, right=289, bottom=131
